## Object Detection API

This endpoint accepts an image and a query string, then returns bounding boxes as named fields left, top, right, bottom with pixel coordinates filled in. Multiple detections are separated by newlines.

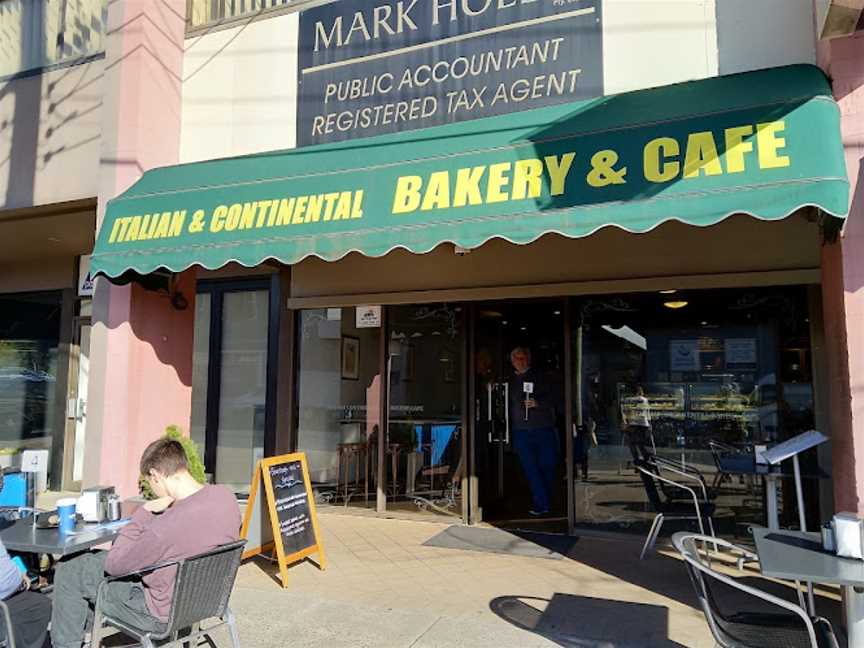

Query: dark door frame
left=465, top=297, right=574, bottom=534
left=196, top=276, right=280, bottom=479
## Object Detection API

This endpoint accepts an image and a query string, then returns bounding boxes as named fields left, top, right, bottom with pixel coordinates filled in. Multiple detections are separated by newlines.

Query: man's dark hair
left=140, top=438, right=188, bottom=477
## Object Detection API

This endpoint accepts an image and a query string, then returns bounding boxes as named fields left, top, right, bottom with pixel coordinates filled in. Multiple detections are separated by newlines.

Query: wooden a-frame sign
left=240, top=452, right=326, bottom=588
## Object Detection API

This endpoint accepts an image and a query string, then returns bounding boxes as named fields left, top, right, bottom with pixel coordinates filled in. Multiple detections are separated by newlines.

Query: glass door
left=471, top=299, right=568, bottom=533
left=70, top=319, right=90, bottom=488
left=190, top=279, right=276, bottom=494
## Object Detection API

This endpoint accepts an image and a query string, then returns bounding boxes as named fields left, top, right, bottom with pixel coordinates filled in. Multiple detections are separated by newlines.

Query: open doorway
left=472, top=299, right=568, bottom=533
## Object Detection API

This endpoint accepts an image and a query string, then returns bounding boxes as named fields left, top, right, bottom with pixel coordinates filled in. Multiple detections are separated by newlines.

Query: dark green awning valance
left=91, top=64, right=848, bottom=278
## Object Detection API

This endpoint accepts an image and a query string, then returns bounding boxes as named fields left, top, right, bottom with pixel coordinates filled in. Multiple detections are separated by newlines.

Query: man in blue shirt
left=0, top=537, right=51, bottom=648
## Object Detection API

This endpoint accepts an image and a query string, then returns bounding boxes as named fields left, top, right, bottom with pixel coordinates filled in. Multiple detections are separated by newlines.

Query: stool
left=336, top=442, right=369, bottom=506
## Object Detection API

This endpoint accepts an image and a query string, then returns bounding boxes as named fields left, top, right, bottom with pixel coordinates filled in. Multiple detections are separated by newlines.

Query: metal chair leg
left=182, top=624, right=200, bottom=648
left=641, top=513, right=664, bottom=560
left=226, top=607, right=241, bottom=648
left=706, top=517, right=719, bottom=554
left=89, top=608, right=105, bottom=648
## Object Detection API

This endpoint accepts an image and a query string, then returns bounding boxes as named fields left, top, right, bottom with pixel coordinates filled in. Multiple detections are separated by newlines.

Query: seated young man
left=51, top=438, right=241, bottom=648
left=0, top=537, right=52, bottom=648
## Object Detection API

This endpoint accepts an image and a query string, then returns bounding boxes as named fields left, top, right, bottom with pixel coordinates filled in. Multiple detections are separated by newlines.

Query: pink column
left=83, top=0, right=194, bottom=497
left=819, top=32, right=864, bottom=513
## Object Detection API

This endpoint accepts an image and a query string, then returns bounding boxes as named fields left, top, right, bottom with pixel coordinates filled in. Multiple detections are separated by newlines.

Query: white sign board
left=725, top=338, right=757, bottom=364
left=762, top=430, right=829, bottom=465
left=670, top=340, right=700, bottom=371
left=78, top=255, right=94, bottom=297
left=355, top=305, right=382, bottom=328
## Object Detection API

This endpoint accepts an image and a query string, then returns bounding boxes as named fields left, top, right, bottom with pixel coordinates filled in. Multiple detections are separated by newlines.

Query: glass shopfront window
left=0, top=292, right=61, bottom=452
left=296, top=308, right=381, bottom=509
left=572, top=286, right=821, bottom=539
left=386, top=304, right=465, bottom=518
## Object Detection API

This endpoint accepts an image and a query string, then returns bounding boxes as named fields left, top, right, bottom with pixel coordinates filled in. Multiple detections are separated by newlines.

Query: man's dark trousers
left=512, top=426, right=559, bottom=512
left=4, top=590, right=51, bottom=648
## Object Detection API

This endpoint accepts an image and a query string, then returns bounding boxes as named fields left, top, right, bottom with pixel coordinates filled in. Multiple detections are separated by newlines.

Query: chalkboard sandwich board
left=240, top=452, right=326, bottom=588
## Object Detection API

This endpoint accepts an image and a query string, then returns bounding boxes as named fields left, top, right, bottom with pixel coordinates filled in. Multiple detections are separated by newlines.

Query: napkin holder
left=833, top=512, right=864, bottom=560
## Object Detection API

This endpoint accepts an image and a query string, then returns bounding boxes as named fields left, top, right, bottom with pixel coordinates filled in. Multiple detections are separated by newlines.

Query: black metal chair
left=0, top=599, right=14, bottom=648
left=708, top=440, right=756, bottom=491
left=636, top=455, right=716, bottom=559
left=90, top=539, right=246, bottom=648
left=672, top=532, right=840, bottom=648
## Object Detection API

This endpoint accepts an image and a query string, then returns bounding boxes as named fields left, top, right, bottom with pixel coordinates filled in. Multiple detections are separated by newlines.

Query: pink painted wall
left=818, top=31, right=864, bottom=513
left=83, top=0, right=194, bottom=498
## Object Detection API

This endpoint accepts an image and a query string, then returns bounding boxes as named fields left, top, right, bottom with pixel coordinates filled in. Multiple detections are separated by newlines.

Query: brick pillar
left=83, top=0, right=194, bottom=497
left=819, top=32, right=864, bottom=514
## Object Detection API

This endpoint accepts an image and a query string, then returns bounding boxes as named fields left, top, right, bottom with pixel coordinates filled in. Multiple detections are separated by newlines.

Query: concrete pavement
left=219, top=511, right=737, bottom=647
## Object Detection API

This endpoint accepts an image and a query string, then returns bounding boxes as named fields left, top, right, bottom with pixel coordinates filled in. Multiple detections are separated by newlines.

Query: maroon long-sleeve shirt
left=105, top=485, right=241, bottom=621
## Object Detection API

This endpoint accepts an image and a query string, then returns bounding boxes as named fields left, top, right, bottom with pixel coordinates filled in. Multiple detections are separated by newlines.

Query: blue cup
left=56, top=498, right=77, bottom=534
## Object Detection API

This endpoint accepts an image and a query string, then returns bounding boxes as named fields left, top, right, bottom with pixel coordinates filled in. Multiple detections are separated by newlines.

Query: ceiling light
left=663, top=301, right=689, bottom=309
left=659, top=289, right=677, bottom=294
left=553, top=310, right=561, bottom=316
left=520, top=326, right=527, bottom=331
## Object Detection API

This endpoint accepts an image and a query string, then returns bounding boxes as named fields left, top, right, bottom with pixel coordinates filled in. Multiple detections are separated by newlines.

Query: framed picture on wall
left=341, top=336, right=359, bottom=380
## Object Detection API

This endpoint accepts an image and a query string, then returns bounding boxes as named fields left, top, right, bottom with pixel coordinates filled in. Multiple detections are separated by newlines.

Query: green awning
left=91, top=64, right=848, bottom=278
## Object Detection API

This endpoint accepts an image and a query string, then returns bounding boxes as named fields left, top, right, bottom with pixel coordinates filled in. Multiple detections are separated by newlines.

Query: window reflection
left=0, top=292, right=60, bottom=457
left=216, top=291, right=269, bottom=492
left=573, top=287, right=820, bottom=538
left=387, top=304, right=464, bottom=517
left=297, top=308, right=381, bottom=509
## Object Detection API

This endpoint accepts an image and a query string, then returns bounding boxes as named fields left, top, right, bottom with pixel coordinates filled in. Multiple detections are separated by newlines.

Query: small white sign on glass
left=78, top=255, right=94, bottom=297
left=355, top=305, right=382, bottom=328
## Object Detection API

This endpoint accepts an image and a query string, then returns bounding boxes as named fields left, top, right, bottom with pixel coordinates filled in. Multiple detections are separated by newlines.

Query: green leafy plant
left=138, top=425, right=206, bottom=499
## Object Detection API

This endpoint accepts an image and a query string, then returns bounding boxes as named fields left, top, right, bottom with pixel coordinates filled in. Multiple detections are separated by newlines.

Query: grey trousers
left=50, top=552, right=166, bottom=648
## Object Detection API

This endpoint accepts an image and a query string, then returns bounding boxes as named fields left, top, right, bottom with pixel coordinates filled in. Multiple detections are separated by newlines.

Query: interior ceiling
left=0, top=209, right=95, bottom=263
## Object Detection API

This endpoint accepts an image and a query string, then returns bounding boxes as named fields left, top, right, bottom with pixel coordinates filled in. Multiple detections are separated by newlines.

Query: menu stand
left=762, top=430, right=829, bottom=614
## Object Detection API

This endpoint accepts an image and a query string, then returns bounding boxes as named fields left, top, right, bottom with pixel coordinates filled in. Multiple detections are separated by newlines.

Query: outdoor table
left=0, top=517, right=125, bottom=556
left=753, top=526, right=864, bottom=646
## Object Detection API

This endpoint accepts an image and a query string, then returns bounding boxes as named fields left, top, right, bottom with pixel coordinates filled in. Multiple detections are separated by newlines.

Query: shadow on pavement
left=490, top=593, right=688, bottom=647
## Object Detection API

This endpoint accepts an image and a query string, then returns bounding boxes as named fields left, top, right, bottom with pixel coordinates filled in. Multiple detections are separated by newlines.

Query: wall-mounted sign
left=725, top=338, right=757, bottom=365
left=670, top=339, right=700, bottom=372
left=355, top=304, right=382, bottom=328
left=78, top=255, right=94, bottom=297
left=297, top=0, right=603, bottom=145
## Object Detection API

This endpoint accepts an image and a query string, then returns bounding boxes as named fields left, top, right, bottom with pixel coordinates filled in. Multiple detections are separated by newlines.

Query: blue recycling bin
left=0, top=470, right=29, bottom=508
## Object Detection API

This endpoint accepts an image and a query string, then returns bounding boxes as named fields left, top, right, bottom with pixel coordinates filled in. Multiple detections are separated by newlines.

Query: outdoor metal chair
left=672, top=532, right=840, bottom=648
left=636, top=456, right=716, bottom=559
left=90, top=539, right=246, bottom=648
left=708, top=440, right=756, bottom=491
left=0, top=599, right=15, bottom=648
